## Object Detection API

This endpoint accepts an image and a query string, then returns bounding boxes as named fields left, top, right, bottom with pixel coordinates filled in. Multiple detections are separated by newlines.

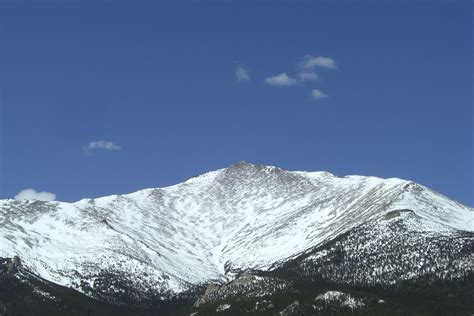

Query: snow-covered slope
left=0, top=162, right=472, bottom=298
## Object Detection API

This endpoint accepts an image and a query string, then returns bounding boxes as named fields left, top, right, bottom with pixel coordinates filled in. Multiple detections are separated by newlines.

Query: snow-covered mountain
left=0, top=162, right=473, bottom=314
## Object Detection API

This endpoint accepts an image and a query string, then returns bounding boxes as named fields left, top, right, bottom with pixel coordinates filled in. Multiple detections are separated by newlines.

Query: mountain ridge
left=0, top=162, right=473, bottom=315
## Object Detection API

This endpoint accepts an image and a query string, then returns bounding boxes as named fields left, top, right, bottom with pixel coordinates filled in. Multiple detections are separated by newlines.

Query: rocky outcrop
left=0, top=256, right=22, bottom=274
left=193, top=271, right=293, bottom=308
left=194, top=283, right=221, bottom=307
left=384, top=209, right=416, bottom=220
left=314, top=291, right=365, bottom=309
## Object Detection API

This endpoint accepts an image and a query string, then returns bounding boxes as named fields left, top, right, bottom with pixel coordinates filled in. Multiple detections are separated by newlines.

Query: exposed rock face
left=0, top=256, right=22, bottom=274
left=384, top=209, right=416, bottom=220
left=192, top=271, right=293, bottom=308
left=229, top=272, right=254, bottom=286
left=194, top=283, right=221, bottom=307
left=204, top=283, right=220, bottom=296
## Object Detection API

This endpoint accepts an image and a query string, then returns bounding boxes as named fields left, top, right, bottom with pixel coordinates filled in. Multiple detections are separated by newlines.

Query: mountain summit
left=0, top=163, right=473, bottom=315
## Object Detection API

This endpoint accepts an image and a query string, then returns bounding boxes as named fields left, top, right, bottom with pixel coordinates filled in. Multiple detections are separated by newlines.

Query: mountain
left=0, top=162, right=473, bottom=315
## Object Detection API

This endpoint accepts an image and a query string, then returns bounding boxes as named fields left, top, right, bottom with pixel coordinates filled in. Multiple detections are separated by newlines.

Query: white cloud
left=235, top=65, right=250, bottom=81
left=265, top=73, right=298, bottom=87
left=301, top=55, right=337, bottom=70
left=14, top=189, right=56, bottom=201
left=311, top=89, right=328, bottom=100
left=85, top=140, right=121, bottom=152
left=298, top=72, right=318, bottom=82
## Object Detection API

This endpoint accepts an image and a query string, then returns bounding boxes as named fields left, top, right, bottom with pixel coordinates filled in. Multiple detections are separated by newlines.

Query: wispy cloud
left=298, top=72, right=318, bottom=82
left=85, top=140, right=121, bottom=152
left=301, top=55, right=337, bottom=70
left=235, top=65, right=250, bottom=81
left=311, top=89, right=328, bottom=100
left=14, top=189, right=56, bottom=201
left=265, top=73, right=298, bottom=87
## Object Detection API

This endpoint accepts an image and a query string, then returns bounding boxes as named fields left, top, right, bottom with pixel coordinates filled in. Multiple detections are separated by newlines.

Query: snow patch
left=315, top=291, right=365, bottom=309
left=216, top=303, right=231, bottom=312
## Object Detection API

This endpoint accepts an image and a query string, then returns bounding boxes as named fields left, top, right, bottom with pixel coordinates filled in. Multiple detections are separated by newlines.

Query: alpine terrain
left=0, top=162, right=473, bottom=315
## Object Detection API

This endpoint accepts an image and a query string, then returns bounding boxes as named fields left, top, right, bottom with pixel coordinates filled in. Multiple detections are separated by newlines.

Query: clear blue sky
left=0, top=1, right=472, bottom=206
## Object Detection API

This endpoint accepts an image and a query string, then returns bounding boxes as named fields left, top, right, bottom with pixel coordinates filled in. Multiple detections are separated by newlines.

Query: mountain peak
left=227, top=161, right=284, bottom=173
left=229, top=160, right=264, bottom=170
left=0, top=164, right=472, bottom=307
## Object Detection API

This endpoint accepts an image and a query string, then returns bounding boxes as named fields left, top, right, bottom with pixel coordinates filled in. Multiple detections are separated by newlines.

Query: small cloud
left=265, top=73, right=298, bottom=87
left=85, top=140, right=121, bottom=152
left=301, top=55, right=337, bottom=70
left=14, top=189, right=56, bottom=201
left=235, top=65, right=250, bottom=81
left=311, top=89, right=328, bottom=100
left=298, top=72, right=318, bottom=82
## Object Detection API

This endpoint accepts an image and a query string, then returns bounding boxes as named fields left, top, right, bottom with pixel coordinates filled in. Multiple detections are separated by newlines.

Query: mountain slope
left=0, top=162, right=472, bottom=314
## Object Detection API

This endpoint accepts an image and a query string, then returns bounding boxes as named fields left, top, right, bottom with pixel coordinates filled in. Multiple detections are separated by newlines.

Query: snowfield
left=0, top=162, right=472, bottom=296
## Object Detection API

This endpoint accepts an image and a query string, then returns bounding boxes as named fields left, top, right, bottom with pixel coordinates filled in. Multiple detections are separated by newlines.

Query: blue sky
left=0, top=1, right=472, bottom=206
